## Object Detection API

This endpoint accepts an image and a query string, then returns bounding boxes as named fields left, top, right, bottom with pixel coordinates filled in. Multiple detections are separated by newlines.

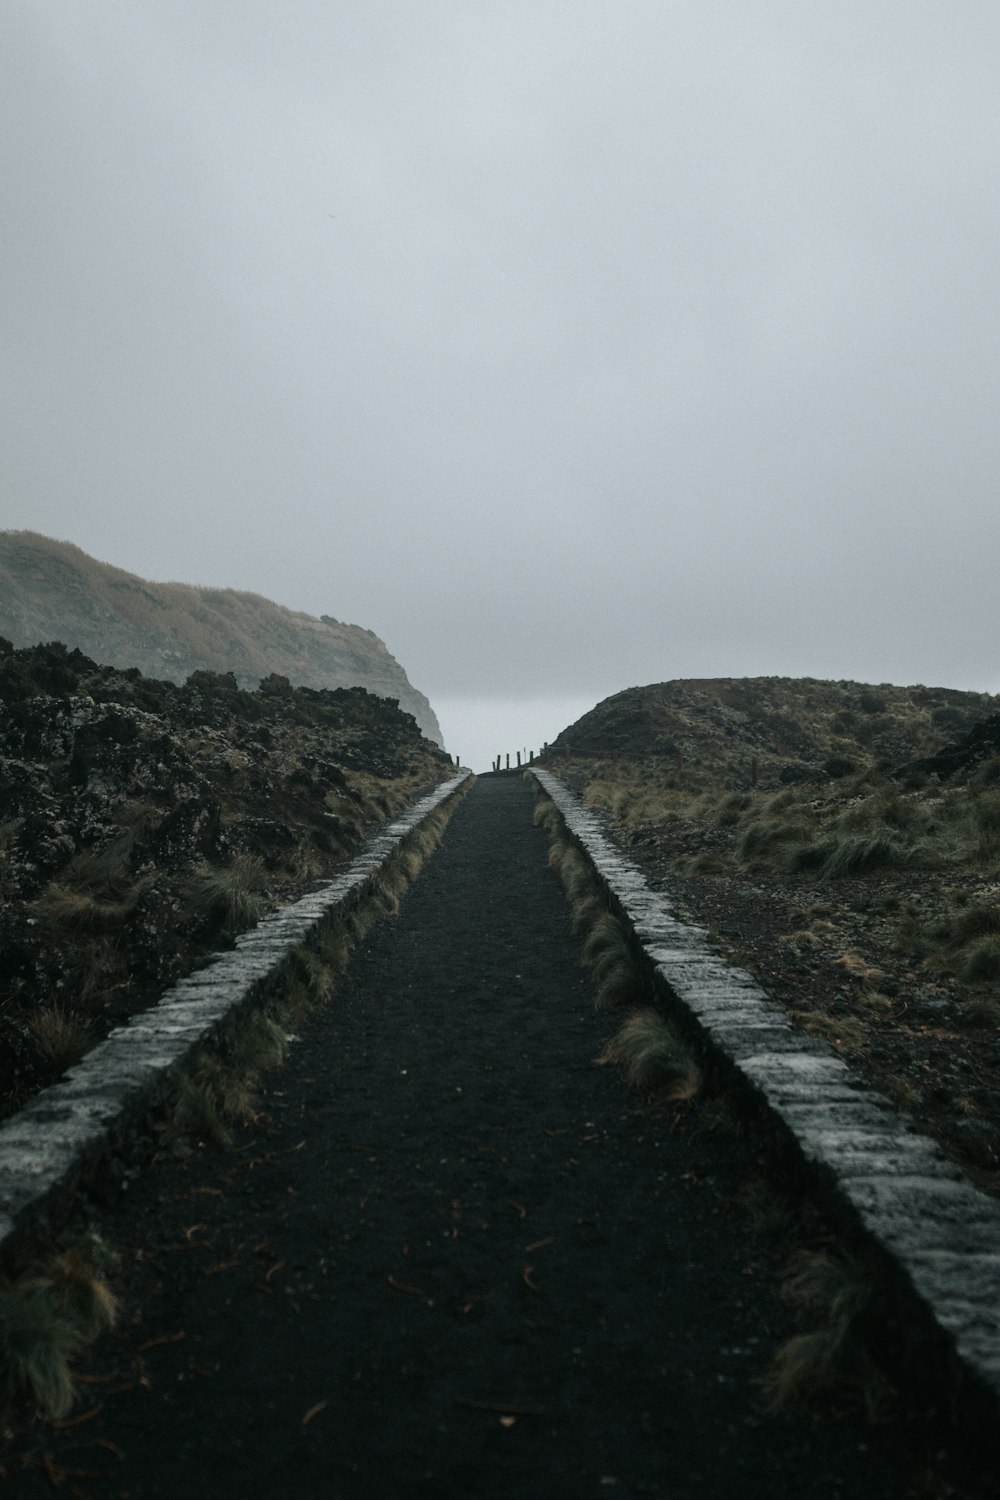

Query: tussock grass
left=833, top=950, right=888, bottom=987
left=231, top=1011, right=290, bottom=1075
left=31, top=818, right=159, bottom=934
left=597, top=1010, right=701, bottom=1099
left=284, top=942, right=334, bottom=1010
left=532, top=785, right=650, bottom=1009
left=736, top=817, right=814, bottom=866
left=582, top=912, right=645, bottom=1010
left=28, top=1005, right=91, bottom=1071
left=0, top=1238, right=119, bottom=1421
left=894, top=895, right=1000, bottom=983
left=33, top=885, right=136, bottom=932
left=531, top=781, right=700, bottom=1092
left=764, top=1250, right=893, bottom=1420
left=185, top=852, right=269, bottom=936
left=958, top=995, right=1000, bottom=1029
left=532, top=799, right=563, bottom=833
left=752, top=779, right=1000, bottom=881
left=712, top=791, right=754, bottom=827
left=315, top=919, right=353, bottom=977
left=170, top=1048, right=258, bottom=1145
left=548, top=843, right=595, bottom=905
left=957, top=934, right=1000, bottom=982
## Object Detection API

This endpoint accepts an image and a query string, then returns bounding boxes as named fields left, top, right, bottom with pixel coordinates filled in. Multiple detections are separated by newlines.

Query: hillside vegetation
left=0, top=532, right=441, bottom=743
left=0, top=639, right=453, bottom=1116
left=543, top=677, right=1000, bottom=1193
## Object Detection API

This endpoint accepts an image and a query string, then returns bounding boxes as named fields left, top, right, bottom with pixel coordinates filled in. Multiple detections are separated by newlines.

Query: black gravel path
left=7, top=777, right=984, bottom=1498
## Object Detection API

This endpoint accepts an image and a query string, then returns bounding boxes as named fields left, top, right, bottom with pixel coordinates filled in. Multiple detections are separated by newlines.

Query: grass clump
left=764, top=1249, right=893, bottom=1421
left=582, top=911, right=645, bottom=1010
left=0, top=1238, right=119, bottom=1421
left=956, top=934, right=1000, bottom=982
left=597, top=1010, right=701, bottom=1100
left=27, top=1005, right=92, bottom=1072
left=894, top=897, right=1000, bottom=983
left=170, top=1048, right=259, bottom=1146
left=185, top=852, right=269, bottom=937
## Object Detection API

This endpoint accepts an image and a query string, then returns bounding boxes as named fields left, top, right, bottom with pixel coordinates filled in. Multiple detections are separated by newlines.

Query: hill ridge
left=0, top=532, right=441, bottom=743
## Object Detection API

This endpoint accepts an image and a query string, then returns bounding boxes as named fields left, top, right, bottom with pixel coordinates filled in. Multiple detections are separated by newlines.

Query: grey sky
left=2, top=2, right=998, bottom=718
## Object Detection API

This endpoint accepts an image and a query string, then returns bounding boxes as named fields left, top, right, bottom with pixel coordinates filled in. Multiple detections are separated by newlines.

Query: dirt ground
left=576, top=798, right=1000, bottom=1198
left=3, top=777, right=993, bottom=1498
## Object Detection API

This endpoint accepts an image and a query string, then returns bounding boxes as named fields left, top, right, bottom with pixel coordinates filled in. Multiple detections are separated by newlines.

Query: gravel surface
left=4, top=777, right=991, bottom=1498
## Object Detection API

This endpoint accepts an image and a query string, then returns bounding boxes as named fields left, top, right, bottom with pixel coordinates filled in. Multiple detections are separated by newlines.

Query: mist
left=3, top=2, right=998, bottom=723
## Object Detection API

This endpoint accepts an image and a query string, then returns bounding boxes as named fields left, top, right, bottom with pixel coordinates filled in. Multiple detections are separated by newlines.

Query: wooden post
left=506, top=753, right=510, bottom=770
left=516, top=750, right=521, bottom=768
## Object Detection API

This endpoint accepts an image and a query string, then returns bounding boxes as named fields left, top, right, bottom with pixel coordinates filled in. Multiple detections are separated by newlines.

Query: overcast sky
left=2, top=3, right=998, bottom=744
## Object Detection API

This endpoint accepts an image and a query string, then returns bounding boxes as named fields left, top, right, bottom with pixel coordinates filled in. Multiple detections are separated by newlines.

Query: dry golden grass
left=597, top=1010, right=701, bottom=1100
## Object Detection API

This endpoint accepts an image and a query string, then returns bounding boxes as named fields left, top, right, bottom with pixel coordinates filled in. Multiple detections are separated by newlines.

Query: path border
left=0, top=770, right=473, bottom=1271
left=529, top=767, right=1000, bottom=1433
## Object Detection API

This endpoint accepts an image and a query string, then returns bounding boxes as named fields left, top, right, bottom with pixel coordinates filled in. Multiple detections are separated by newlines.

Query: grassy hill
left=547, top=676, right=998, bottom=786
left=542, top=676, right=1000, bottom=1193
left=0, top=532, right=441, bottom=743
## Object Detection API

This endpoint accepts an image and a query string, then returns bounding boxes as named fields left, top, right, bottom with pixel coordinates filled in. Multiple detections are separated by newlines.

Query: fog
left=3, top=3, right=998, bottom=747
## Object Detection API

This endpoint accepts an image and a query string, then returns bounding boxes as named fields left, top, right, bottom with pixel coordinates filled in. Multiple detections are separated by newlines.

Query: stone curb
left=530, top=768, right=1000, bottom=1427
left=0, top=770, right=473, bottom=1270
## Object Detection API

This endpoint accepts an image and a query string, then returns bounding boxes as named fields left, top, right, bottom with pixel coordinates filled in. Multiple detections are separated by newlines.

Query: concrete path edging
left=530, top=767, right=1000, bottom=1428
left=0, top=770, right=473, bottom=1271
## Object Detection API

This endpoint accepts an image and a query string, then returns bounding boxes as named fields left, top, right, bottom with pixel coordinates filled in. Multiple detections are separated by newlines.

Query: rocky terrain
left=0, top=638, right=453, bottom=1117
left=0, top=532, right=441, bottom=742
left=542, top=677, right=1000, bottom=1193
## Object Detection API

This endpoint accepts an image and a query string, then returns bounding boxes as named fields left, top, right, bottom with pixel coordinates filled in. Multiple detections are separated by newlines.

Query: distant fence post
left=506, top=753, right=510, bottom=770
left=516, top=751, right=521, bottom=768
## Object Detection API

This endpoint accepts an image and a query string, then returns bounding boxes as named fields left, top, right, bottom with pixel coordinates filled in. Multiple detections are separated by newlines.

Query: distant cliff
left=0, top=532, right=442, bottom=743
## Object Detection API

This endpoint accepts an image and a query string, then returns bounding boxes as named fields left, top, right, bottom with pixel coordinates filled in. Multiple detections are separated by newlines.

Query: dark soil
left=0, top=639, right=450, bottom=1114
left=578, top=806, right=1000, bottom=1197
left=4, top=778, right=990, bottom=1498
